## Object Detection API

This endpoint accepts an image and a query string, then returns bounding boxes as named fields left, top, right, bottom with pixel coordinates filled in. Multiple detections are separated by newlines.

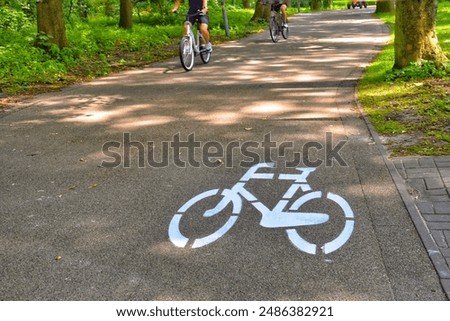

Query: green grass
left=358, top=1, right=450, bottom=156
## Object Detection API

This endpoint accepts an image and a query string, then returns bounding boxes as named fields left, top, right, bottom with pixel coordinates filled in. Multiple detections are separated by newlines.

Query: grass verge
left=358, top=6, right=450, bottom=157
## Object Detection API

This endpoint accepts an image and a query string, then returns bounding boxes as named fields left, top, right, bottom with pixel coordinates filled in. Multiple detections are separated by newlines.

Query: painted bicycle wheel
left=285, top=191, right=355, bottom=255
left=168, top=189, right=241, bottom=248
left=179, top=36, right=195, bottom=71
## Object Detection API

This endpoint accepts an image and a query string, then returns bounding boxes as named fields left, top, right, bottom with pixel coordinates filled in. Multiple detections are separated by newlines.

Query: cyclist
left=171, top=0, right=212, bottom=51
left=270, top=0, right=288, bottom=28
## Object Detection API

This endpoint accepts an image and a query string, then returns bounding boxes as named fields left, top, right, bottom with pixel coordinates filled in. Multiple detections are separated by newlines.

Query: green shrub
left=0, top=7, right=31, bottom=31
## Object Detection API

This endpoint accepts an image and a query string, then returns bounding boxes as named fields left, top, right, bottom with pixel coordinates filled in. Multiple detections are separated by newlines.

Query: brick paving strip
left=391, top=156, right=450, bottom=298
left=358, top=103, right=450, bottom=298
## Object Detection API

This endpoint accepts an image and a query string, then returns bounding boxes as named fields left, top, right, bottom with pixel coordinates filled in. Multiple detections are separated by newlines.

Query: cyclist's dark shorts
left=271, top=1, right=287, bottom=11
left=186, top=13, right=209, bottom=26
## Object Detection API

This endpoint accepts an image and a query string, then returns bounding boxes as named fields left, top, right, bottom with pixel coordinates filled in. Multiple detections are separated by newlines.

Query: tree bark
left=36, top=0, right=68, bottom=48
left=251, top=1, right=271, bottom=22
left=394, top=0, right=448, bottom=69
left=119, top=0, right=133, bottom=29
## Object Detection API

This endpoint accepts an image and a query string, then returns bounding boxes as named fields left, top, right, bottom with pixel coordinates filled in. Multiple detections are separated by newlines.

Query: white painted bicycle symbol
left=168, top=163, right=354, bottom=254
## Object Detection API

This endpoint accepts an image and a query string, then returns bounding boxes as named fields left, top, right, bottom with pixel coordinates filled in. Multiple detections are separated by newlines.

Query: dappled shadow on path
left=4, top=9, right=389, bottom=133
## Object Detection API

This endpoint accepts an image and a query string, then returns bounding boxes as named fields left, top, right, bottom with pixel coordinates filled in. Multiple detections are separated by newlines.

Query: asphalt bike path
left=0, top=8, right=446, bottom=300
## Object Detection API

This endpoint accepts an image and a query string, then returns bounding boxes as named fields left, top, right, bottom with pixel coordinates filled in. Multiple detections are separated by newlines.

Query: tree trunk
left=251, top=1, right=271, bottom=22
left=394, top=0, right=448, bottom=69
left=375, top=0, right=394, bottom=13
left=311, top=0, right=321, bottom=10
left=119, top=0, right=133, bottom=29
left=36, top=0, right=68, bottom=48
left=323, top=0, right=332, bottom=9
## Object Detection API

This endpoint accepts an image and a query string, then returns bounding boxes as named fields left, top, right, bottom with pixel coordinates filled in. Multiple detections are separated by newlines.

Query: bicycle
left=168, top=163, right=355, bottom=255
left=178, top=11, right=212, bottom=71
left=347, top=0, right=367, bottom=9
left=269, top=3, right=288, bottom=43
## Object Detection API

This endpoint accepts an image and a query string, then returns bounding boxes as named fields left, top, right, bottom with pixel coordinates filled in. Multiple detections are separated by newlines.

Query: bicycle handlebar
left=171, top=9, right=205, bottom=16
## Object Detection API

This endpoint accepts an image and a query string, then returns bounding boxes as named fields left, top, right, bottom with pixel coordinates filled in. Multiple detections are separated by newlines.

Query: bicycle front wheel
left=282, top=25, right=289, bottom=39
left=285, top=191, right=354, bottom=255
left=269, top=17, right=280, bottom=43
left=179, top=37, right=195, bottom=71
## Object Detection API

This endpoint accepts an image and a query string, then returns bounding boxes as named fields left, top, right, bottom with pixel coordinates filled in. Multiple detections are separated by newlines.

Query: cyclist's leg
left=183, top=14, right=196, bottom=36
left=198, top=14, right=212, bottom=50
left=183, top=21, right=192, bottom=37
left=199, top=23, right=210, bottom=43
left=280, top=3, right=288, bottom=25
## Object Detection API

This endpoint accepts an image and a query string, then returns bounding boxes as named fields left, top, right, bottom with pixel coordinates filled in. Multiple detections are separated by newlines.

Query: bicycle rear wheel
left=269, top=16, right=280, bottom=43
left=200, top=49, right=211, bottom=64
left=179, top=37, right=195, bottom=71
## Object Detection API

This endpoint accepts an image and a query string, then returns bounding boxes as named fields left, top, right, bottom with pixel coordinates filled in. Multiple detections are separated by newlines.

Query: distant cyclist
left=171, top=0, right=212, bottom=51
left=270, top=0, right=288, bottom=28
